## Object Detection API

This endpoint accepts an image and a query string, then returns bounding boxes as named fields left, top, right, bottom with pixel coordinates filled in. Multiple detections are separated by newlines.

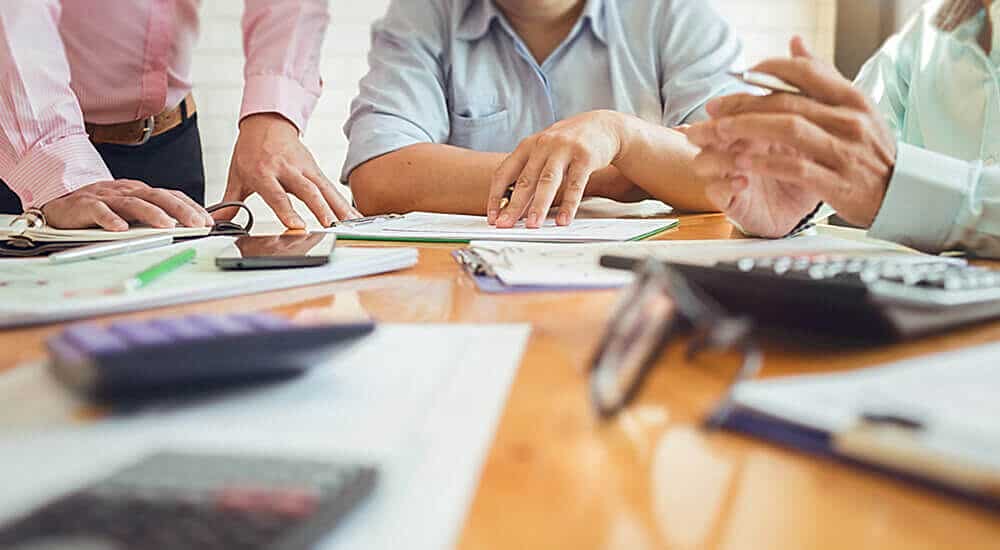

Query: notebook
left=0, top=237, right=419, bottom=328
left=0, top=202, right=253, bottom=257
left=323, top=212, right=679, bottom=243
left=0, top=215, right=213, bottom=243
left=713, top=341, right=1000, bottom=510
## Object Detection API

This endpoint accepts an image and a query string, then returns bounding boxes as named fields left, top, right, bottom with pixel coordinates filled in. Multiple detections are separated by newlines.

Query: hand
left=685, top=37, right=897, bottom=229
left=488, top=110, right=627, bottom=228
left=690, top=139, right=823, bottom=237
left=219, top=113, right=361, bottom=229
left=42, top=179, right=213, bottom=231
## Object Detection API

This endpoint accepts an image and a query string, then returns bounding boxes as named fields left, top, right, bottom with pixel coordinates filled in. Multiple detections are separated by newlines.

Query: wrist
left=239, top=112, right=298, bottom=135
left=602, top=111, right=633, bottom=166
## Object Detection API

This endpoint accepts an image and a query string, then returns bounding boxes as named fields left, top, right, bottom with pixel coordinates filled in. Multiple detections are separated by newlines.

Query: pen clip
left=329, top=214, right=404, bottom=228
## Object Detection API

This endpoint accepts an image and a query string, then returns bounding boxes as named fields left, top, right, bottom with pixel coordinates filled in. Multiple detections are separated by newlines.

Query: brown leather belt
left=86, top=94, right=197, bottom=146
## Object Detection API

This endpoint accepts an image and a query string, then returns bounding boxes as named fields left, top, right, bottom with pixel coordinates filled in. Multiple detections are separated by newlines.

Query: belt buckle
left=138, top=115, right=156, bottom=145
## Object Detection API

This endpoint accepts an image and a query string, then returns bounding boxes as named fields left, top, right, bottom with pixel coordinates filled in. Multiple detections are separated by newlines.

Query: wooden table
left=2, top=212, right=998, bottom=549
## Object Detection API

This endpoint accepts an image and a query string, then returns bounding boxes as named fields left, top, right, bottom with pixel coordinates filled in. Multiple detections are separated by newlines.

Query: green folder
left=330, top=213, right=679, bottom=244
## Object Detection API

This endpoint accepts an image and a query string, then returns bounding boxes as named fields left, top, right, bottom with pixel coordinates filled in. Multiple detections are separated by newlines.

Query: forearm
left=614, top=114, right=716, bottom=212
left=0, top=1, right=111, bottom=208
left=350, top=143, right=635, bottom=215
left=350, top=144, right=504, bottom=215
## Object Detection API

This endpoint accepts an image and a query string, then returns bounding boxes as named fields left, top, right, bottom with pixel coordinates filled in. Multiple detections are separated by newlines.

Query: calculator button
left=187, top=314, right=254, bottom=336
left=62, top=325, right=129, bottom=355
left=109, top=322, right=172, bottom=346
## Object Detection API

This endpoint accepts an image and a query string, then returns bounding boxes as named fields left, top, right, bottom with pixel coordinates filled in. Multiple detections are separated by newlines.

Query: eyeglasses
left=589, top=258, right=763, bottom=419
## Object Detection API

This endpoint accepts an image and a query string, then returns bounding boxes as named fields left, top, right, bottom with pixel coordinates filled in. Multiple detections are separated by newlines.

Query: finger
left=168, top=190, right=215, bottom=226
left=555, top=162, right=592, bottom=226
left=750, top=56, right=866, bottom=110
left=743, top=153, right=843, bottom=199
left=103, top=196, right=176, bottom=228
left=253, top=177, right=306, bottom=229
left=790, top=35, right=814, bottom=59
left=83, top=199, right=129, bottom=231
left=497, top=149, right=548, bottom=229
left=525, top=152, right=571, bottom=228
left=683, top=121, right=730, bottom=150
left=714, top=114, right=841, bottom=167
left=308, top=171, right=362, bottom=222
left=707, top=93, right=862, bottom=139
left=281, top=171, right=336, bottom=228
left=691, top=149, right=745, bottom=181
left=704, top=179, right=738, bottom=211
left=489, top=143, right=531, bottom=225
left=135, top=188, right=210, bottom=228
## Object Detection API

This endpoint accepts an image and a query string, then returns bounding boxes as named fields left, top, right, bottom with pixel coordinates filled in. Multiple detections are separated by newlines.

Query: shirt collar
left=456, top=0, right=607, bottom=44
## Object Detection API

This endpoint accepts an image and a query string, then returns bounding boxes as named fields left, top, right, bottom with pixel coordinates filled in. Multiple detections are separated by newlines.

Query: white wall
left=193, top=0, right=837, bottom=214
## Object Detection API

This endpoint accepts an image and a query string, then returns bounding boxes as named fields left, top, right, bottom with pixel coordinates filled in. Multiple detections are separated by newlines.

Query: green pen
left=120, top=248, right=197, bottom=293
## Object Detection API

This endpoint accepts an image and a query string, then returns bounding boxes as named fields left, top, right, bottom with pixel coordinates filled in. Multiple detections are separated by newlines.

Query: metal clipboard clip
left=454, top=248, right=496, bottom=278
left=328, top=214, right=405, bottom=228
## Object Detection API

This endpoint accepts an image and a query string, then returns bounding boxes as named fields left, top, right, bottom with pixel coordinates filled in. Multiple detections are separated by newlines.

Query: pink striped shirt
left=0, top=0, right=329, bottom=209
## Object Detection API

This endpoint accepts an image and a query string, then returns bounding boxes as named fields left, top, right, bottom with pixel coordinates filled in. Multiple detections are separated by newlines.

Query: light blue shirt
left=859, top=0, right=1000, bottom=257
left=341, top=0, right=748, bottom=182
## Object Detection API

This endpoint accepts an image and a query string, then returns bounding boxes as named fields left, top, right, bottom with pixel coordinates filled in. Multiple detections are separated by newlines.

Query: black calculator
left=601, top=254, right=1000, bottom=341
left=0, top=452, right=377, bottom=550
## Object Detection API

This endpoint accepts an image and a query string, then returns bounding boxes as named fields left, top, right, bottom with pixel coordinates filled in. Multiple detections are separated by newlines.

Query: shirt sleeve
left=656, top=0, right=751, bottom=126
left=0, top=1, right=112, bottom=210
left=340, top=0, right=451, bottom=183
left=869, top=143, right=1000, bottom=258
left=240, top=0, right=330, bottom=133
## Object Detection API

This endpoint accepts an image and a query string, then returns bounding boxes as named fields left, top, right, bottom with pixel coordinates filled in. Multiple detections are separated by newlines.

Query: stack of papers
left=0, top=237, right=418, bottom=328
left=324, top=212, right=679, bottom=243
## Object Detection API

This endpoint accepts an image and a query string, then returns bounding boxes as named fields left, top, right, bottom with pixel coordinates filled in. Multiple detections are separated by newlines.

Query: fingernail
left=557, top=211, right=570, bottom=226
left=166, top=217, right=177, bottom=227
left=527, top=212, right=540, bottom=227
left=498, top=213, right=511, bottom=226
left=487, top=210, right=498, bottom=224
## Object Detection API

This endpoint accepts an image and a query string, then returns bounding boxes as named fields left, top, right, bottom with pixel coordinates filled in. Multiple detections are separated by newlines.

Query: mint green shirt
left=857, top=0, right=1000, bottom=257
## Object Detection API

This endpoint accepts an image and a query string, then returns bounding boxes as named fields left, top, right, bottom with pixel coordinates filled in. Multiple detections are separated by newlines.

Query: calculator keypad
left=730, top=256, right=1000, bottom=291
left=0, top=452, right=377, bottom=550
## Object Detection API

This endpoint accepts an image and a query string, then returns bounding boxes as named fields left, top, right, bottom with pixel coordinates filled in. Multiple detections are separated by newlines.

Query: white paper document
left=0, top=237, right=418, bottom=328
left=468, top=234, right=930, bottom=289
left=731, top=341, right=1000, bottom=476
left=0, top=324, right=532, bottom=550
left=324, top=212, right=678, bottom=243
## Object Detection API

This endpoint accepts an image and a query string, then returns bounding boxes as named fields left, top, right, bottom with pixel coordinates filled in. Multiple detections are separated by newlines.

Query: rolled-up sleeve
left=241, top=0, right=329, bottom=133
left=870, top=143, right=1000, bottom=258
left=0, top=1, right=112, bottom=209
left=657, top=0, right=749, bottom=125
left=340, top=0, right=451, bottom=183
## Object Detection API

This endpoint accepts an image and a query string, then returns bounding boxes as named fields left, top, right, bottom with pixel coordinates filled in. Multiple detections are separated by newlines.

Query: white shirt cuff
left=868, top=142, right=977, bottom=253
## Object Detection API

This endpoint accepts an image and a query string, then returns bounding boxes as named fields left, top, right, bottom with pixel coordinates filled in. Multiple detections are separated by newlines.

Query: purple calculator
left=47, top=313, right=376, bottom=403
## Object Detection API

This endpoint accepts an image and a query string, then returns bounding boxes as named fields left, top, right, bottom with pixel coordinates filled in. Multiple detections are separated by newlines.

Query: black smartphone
left=215, top=233, right=337, bottom=270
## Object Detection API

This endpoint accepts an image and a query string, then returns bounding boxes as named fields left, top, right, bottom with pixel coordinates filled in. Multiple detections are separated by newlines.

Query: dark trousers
left=0, top=115, right=206, bottom=214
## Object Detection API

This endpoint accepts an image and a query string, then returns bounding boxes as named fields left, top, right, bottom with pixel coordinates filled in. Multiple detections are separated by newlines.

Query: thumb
left=790, top=36, right=814, bottom=59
